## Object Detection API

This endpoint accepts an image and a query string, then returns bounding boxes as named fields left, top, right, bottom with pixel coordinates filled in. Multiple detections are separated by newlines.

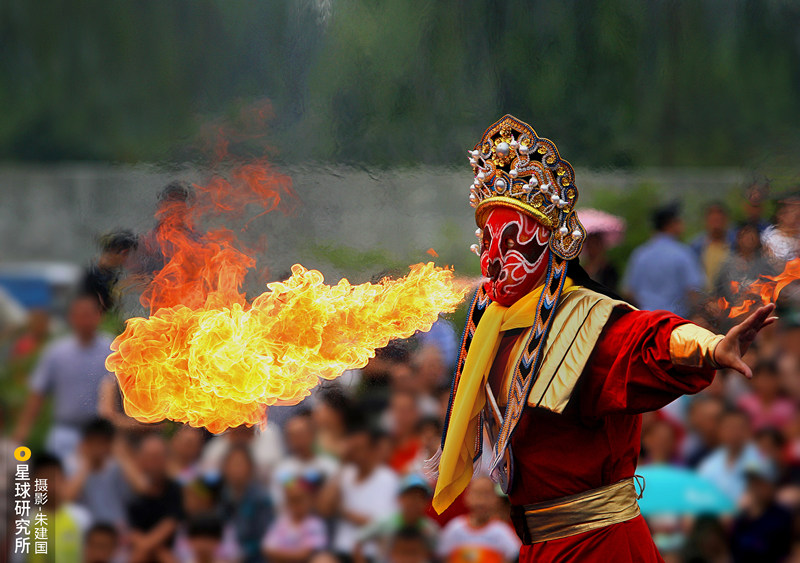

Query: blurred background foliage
left=2, top=0, right=800, bottom=168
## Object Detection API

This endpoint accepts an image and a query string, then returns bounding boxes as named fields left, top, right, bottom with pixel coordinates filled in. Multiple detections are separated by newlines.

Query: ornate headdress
left=468, top=114, right=585, bottom=260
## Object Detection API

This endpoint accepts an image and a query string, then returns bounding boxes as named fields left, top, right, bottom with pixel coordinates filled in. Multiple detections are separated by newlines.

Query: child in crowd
left=262, top=477, right=327, bottom=562
left=354, top=474, right=440, bottom=563
left=271, top=410, right=339, bottom=508
left=437, top=476, right=521, bottom=563
left=83, top=523, right=120, bottom=563
left=183, top=515, right=226, bottom=563
left=387, top=527, right=434, bottom=563
left=174, top=476, right=240, bottom=563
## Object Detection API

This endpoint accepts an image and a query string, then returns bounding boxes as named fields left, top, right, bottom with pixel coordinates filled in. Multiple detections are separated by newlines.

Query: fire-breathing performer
left=429, top=115, right=776, bottom=561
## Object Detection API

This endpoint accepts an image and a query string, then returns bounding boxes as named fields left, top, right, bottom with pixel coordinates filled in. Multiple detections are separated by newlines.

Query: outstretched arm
left=580, top=305, right=775, bottom=417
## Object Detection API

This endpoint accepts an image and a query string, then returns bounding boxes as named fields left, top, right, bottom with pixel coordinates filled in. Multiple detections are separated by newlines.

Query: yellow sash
left=432, top=279, right=576, bottom=513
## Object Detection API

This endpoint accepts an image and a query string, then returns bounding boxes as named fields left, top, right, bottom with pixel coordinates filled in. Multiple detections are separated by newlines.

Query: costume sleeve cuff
left=669, top=323, right=724, bottom=369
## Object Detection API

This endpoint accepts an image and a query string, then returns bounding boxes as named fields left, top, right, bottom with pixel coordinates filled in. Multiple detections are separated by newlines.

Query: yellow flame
left=106, top=262, right=467, bottom=433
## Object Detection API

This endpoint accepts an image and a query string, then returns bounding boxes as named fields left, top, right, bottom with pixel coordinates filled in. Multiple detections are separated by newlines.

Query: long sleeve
left=580, top=309, right=717, bottom=418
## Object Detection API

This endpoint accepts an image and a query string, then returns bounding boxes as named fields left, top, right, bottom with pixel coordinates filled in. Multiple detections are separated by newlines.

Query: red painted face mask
left=480, top=208, right=550, bottom=306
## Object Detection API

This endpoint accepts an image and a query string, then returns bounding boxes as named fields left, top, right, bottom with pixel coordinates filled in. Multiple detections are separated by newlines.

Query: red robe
left=494, top=309, right=716, bottom=562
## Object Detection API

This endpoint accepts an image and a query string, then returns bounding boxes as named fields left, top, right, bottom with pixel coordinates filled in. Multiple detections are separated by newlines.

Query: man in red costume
left=430, top=115, right=775, bottom=562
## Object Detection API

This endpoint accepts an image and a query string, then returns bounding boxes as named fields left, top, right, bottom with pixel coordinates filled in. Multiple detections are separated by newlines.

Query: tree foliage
left=3, top=0, right=800, bottom=167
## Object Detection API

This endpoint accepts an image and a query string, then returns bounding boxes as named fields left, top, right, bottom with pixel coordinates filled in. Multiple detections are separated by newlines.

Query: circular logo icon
left=14, top=446, right=31, bottom=462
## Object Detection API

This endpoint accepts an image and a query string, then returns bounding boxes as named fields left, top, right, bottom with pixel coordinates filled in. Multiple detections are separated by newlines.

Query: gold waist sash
left=510, top=478, right=641, bottom=544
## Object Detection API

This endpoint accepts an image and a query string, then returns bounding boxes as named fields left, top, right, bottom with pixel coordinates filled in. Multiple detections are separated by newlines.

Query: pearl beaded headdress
left=468, top=115, right=586, bottom=260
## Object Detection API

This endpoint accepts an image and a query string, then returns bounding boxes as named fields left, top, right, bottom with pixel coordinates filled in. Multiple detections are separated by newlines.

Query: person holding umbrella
left=577, top=208, right=626, bottom=291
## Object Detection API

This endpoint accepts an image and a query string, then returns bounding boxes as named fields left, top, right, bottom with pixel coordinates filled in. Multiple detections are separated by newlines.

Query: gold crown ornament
left=468, top=115, right=586, bottom=260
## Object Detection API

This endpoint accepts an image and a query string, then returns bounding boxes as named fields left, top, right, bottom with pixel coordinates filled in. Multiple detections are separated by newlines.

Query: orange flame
left=107, top=262, right=466, bottom=433
left=720, top=258, right=800, bottom=317
left=106, top=111, right=468, bottom=432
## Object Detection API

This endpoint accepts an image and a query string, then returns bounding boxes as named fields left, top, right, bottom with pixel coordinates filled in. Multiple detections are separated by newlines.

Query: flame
left=106, top=109, right=467, bottom=432
left=720, top=258, right=800, bottom=318
left=107, top=262, right=466, bottom=433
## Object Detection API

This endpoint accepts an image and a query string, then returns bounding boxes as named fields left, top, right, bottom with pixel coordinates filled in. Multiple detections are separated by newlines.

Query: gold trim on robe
left=668, top=323, right=724, bottom=369
left=497, top=287, right=633, bottom=413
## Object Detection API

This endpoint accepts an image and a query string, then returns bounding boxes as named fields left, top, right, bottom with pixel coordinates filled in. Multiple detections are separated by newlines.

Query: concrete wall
left=0, top=163, right=746, bottom=284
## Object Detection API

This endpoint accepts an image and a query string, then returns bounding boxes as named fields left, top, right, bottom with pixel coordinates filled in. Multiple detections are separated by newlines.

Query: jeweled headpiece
left=468, top=115, right=585, bottom=259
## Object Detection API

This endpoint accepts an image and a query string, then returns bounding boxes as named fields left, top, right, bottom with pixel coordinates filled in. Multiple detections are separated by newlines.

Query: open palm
left=713, top=303, right=777, bottom=378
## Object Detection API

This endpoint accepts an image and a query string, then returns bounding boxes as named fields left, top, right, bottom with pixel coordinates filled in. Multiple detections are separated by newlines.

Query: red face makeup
left=480, top=207, right=550, bottom=306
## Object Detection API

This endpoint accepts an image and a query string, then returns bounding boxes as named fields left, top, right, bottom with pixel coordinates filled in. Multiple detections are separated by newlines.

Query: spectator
left=762, top=191, right=800, bottom=263
left=63, top=418, right=130, bottom=530
left=437, top=476, right=520, bottom=563
left=135, top=181, right=197, bottom=277
left=220, top=444, right=273, bottom=563
left=691, top=201, right=733, bottom=291
left=83, top=523, right=120, bottom=563
left=123, top=433, right=184, bottom=563
left=416, top=316, right=459, bottom=373
left=312, top=388, right=353, bottom=460
left=698, top=409, right=766, bottom=502
left=408, top=417, right=442, bottom=477
left=271, top=410, right=339, bottom=507
left=168, top=425, right=206, bottom=485
left=9, top=308, right=50, bottom=362
left=174, top=476, right=240, bottom=562
left=82, top=229, right=138, bottom=312
left=320, top=425, right=399, bottom=560
left=14, top=293, right=113, bottom=462
left=200, top=423, right=282, bottom=485
left=386, top=527, right=433, bottom=563
left=184, top=515, right=229, bottom=563
left=622, top=203, right=705, bottom=316
left=731, top=458, right=792, bottom=562
left=581, top=232, right=620, bottom=291
left=406, top=347, right=444, bottom=418
left=355, top=473, right=439, bottom=563
left=680, top=515, right=730, bottom=563
left=738, top=359, right=796, bottom=431
left=639, top=418, right=680, bottom=465
left=755, top=427, right=787, bottom=481
left=387, top=391, right=423, bottom=474
left=30, top=453, right=92, bottom=562
left=262, top=477, right=327, bottom=562
left=715, top=221, right=775, bottom=304
left=682, top=395, right=725, bottom=468
left=740, top=181, right=771, bottom=234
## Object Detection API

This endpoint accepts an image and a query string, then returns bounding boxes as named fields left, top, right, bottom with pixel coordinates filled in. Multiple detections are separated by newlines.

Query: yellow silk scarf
left=432, top=279, right=576, bottom=514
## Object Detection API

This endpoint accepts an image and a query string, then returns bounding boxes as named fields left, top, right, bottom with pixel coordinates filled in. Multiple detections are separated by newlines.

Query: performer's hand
left=713, top=303, right=777, bottom=378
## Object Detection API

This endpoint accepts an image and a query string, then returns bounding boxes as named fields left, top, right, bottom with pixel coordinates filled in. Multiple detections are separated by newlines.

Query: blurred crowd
left=3, top=181, right=800, bottom=563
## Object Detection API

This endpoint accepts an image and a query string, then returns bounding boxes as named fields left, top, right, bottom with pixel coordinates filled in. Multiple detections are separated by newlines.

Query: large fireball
left=107, top=262, right=465, bottom=433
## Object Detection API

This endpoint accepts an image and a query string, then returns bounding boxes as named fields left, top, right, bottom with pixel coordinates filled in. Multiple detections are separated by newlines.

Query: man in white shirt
left=14, top=294, right=113, bottom=463
left=320, top=426, right=399, bottom=559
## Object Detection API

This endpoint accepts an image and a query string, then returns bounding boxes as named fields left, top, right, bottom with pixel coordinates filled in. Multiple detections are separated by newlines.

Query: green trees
left=3, top=0, right=799, bottom=167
